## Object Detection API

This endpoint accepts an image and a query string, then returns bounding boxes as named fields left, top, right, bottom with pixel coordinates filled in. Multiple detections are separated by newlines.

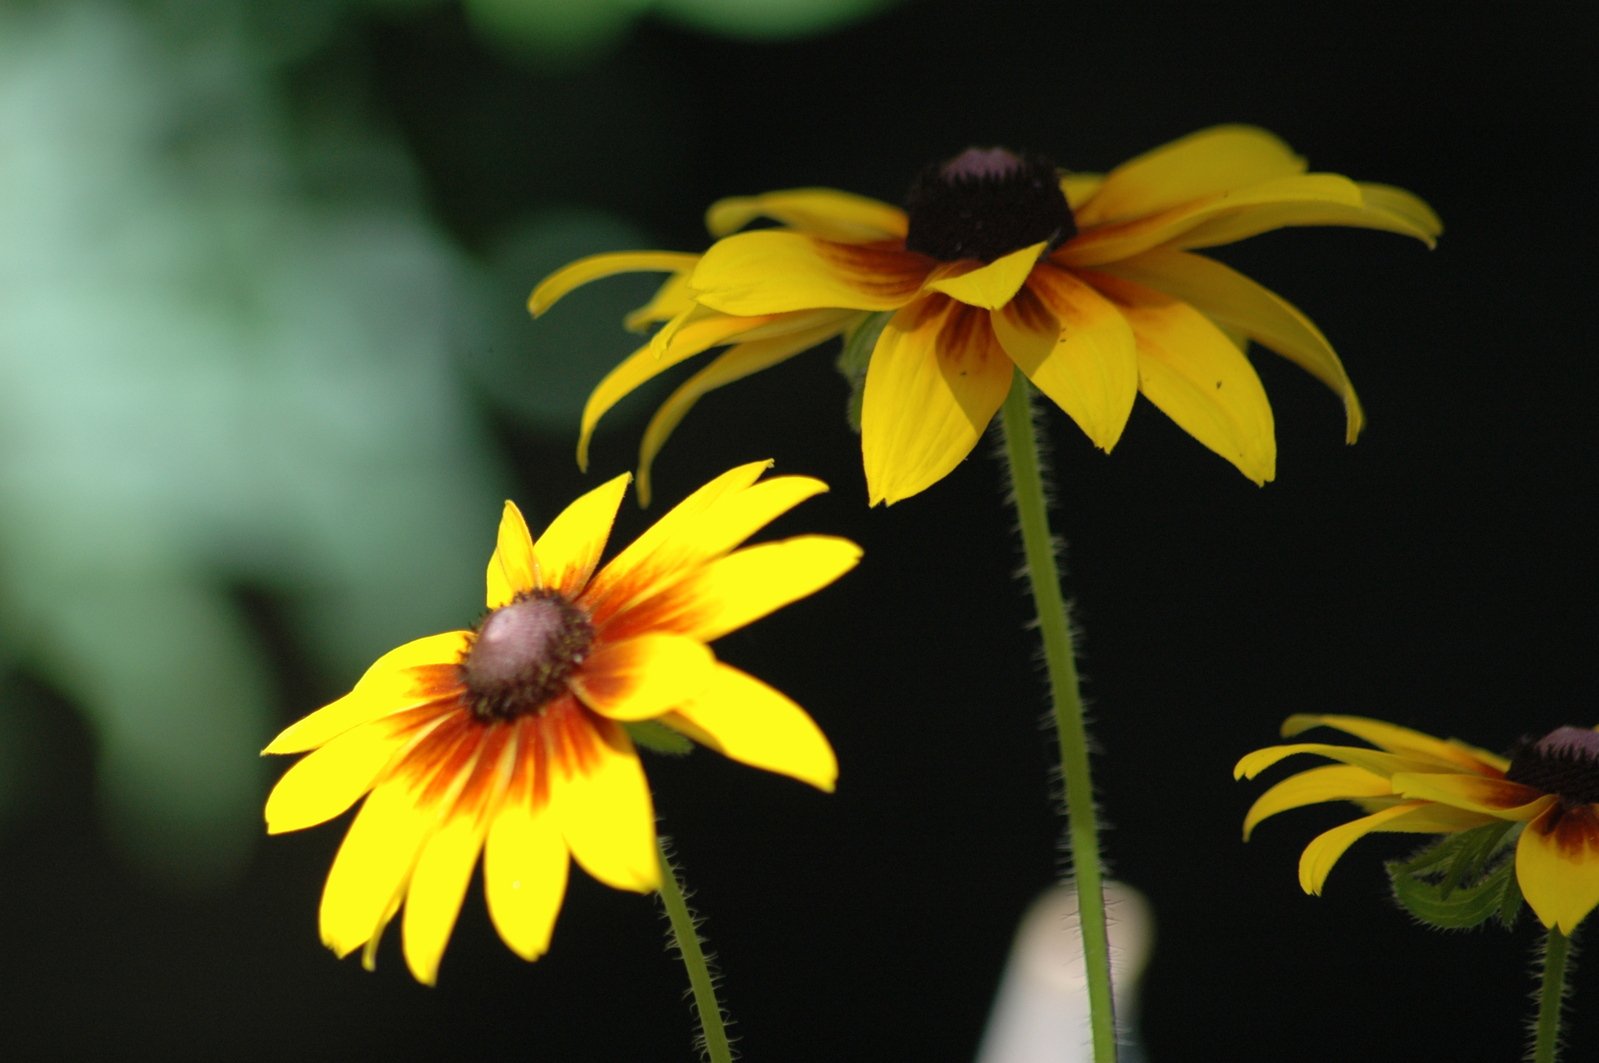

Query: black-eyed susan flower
left=263, top=462, right=859, bottom=984
left=1237, top=715, right=1599, bottom=935
left=531, top=125, right=1441, bottom=506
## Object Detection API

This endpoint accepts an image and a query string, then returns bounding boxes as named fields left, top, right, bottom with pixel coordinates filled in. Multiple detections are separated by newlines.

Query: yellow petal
left=1088, top=272, right=1275, bottom=484
left=552, top=721, right=659, bottom=892
left=621, top=535, right=861, bottom=644
left=1060, top=174, right=1367, bottom=267
left=1282, top=714, right=1509, bottom=773
left=636, top=316, right=853, bottom=506
left=1008, top=265, right=1139, bottom=452
left=924, top=242, right=1047, bottom=309
left=1241, top=764, right=1395, bottom=841
left=1357, top=182, right=1444, bottom=241
left=1061, top=173, right=1103, bottom=211
left=570, top=633, right=715, bottom=721
left=1233, top=741, right=1432, bottom=782
left=529, top=251, right=700, bottom=317
left=531, top=472, right=631, bottom=600
left=484, top=790, right=569, bottom=960
left=1388, top=772, right=1548, bottom=818
left=401, top=808, right=487, bottom=985
left=1075, top=125, right=1306, bottom=227
left=319, top=779, right=433, bottom=959
left=861, top=297, right=1015, bottom=505
left=265, top=716, right=419, bottom=834
left=1173, top=185, right=1442, bottom=251
left=577, top=331, right=723, bottom=472
left=487, top=502, right=538, bottom=607
left=1298, top=801, right=1445, bottom=895
left=264, top=631, right=469, bottom=754
left=706, top=188, right=908, bottom=241
left=692, top=231, right=928, bottom=315
left=663, top=663, right=837, bottom=791
left=623, top=271, right=697, bottom=332
left=1516, top=803, right=1599, bottom=934
left=1102, top=248, right=1364, bottom=442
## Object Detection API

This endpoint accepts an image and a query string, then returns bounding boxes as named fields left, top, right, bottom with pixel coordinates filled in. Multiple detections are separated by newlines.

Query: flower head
left=1237, top=715, right=1599, bottom=934
left=263, top=462, right=859, bottom=983
left=532, top=125, right=1441, bottom=505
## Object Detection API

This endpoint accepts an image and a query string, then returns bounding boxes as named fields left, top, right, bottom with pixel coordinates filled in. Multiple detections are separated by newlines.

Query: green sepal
left=626, top=720, right=695, bottom=756
left=835, top=310, right=892, bottom=434
left=1384, top=821, right=1523, bottom=930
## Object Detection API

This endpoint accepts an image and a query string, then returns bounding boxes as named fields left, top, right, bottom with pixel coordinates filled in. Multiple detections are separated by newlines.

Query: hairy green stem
left=1531, top=927, right=1571, bottom=1063
left=656, top=839, right=733, bottom=1063
left=998, top=372, right=1118, bottom=1062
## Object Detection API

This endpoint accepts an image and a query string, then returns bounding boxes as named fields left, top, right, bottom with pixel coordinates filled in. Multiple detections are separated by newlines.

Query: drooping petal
left=1356, top=183, right=1445, bottom=242
left=529, top=251, right=700, bottom=317
left=1388, top=771, right=1549, bottom=818
left=484, top=781, right=569, bottom=960
left=706, top=188, right=908, bottom=241
left=693, top=231, right=929, bottom=315
left=1074, top=125, right=1306, bottom=228
left=1172, top=186, right=1442, bottom=251
left=1516, top=803, right=1599, bottom=934
left=1086, top=272, right=1275, bottom=484
left=401, top=803, right=489, bottom=985
left=550, top=717, right=659, bottom=892
left=635, top=315, right=855, bottom=506
left=319, top=778, right=435, bottom=959
left=570, top=633, right=715, bottom=721
left=530, top=472, right=631, bottom=600
left=924, top=242, right=1048, bottom=309
left=663, top=663, right=837, bottom=791
left=264, top=634, right=469, bottom=754
left=1298, top=801, right=1458, bottom=895
left=861, top=296, right=1015, bottom=505
left=1241, top=764, right=1396, bottom=841
left=1005, top=265, right=1139, bottom=452
left=1282, top=714, right=1510, bottom=773
left=1059, top=174, right=1368, bottom=267
left=1100, top=248, right=1364, bottom=442
left=487, top=502, right=539, bottom=606
left=1234, top=742, right=1435, bottom=782
left=265, top=713, right=431, bottom=833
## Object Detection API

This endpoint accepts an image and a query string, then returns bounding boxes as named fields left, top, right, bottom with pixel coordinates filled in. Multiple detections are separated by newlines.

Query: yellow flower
left=532, top=125, right=1440, bottom=506
left=263, top=462, right=860, bottom=984
left=1237, top=715, right=1599, bottom=934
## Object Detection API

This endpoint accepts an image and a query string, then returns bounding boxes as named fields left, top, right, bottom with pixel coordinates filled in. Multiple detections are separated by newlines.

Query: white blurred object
left=976, top=882, right=1154, bottom=1063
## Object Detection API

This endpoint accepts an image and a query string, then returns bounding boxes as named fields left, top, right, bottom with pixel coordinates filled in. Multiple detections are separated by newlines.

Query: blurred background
left=2, top=0, right=1593, bottom=1058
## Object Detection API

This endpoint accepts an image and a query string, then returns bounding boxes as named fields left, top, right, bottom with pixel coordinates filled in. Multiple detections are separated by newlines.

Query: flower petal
left=623, top=271, right=697, bottom=332
left=1075, top=125, right=1306, bottom=227
left=924, top=242, right=1047, bottom=309
left=1388, top=772, right=1549, bottom=818
left=706, top=188, right=908, bottom=241
left=1006, top=265, right=1139, bottom=452
left=1282, top=714, right=1510, bottom=773
left=861, top=296, right=1015, bottom=505
left=531, top=472, right=631, bottom=600
left=693, top=231, right=928, bottom=315
left=570, top=633, right=715, bottom=721
left=551, top=719, right=659, bottom=892
left=264, top=632, right=469, bottom=755
left=1086, top=272, right=1275, bottom=484
left=634, top=316, right=855, bottom=506
left=1102, top=248, right=1363, bottom=442
left=1061, top=174, right=1103, bottom=211
left=663, top=663, right=837, bottom=791
left=319, top=778, right=434, bottom=959
left=401, top=805, right=488, bottom=985
left=265, top=715, right=423, bottom=834
left=1172, top=183, right=1442, bottom=251
left=1516, top=803, right=1599, bottom=934
left=529, top=251, right=700, bottom=317
left=1241, top=764, right=1395, bottom=841
left=487, top=502, right=539, bottom=607
left=1234, top=742, right=1437, bottom=782
left=484, top=782, right=569, bottom=960
left=1298, top=801, right=1451, bottom=895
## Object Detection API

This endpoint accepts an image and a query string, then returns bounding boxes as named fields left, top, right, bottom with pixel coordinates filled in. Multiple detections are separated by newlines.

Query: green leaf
left=835, top=310, right=892, bottom=434
left=627, top=720, right=695, bottom=756
left=1385, top=821, right=1523, bottom=931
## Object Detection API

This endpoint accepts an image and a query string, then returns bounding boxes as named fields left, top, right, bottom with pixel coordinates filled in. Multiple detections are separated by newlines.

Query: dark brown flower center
left=461, top=591, right=594, bottom=721
left=1505, top=726, right=1599, bottom=804
left=903, top=147, right=1076, bottom=264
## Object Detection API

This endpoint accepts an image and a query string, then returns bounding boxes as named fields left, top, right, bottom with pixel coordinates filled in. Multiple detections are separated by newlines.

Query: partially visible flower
left=532, top=126, right=1441, bottom=505
left=263, top=462, right=859, bottom=983
left=1237, top=715, right=1599, bottom=934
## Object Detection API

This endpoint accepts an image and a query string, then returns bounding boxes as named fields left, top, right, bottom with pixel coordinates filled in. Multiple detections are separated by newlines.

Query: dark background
left=2, top=1, right=1594, bottom=1059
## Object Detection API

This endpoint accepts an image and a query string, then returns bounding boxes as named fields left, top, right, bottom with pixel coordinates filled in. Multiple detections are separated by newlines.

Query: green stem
left=1531, top=926, right=1572, bottom=1063
left=997, top=371, right=1118, bottom=1063
left=656, top=838, right=734, bottom=1063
